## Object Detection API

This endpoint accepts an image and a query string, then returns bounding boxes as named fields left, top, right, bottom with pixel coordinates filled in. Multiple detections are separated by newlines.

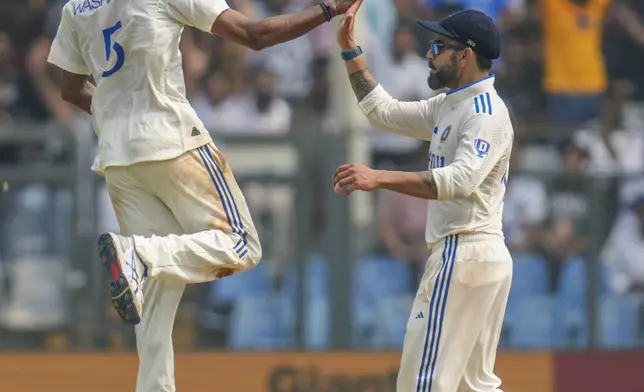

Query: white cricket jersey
left=359, top=75, right=514, bottom=248
left=47, top=0, right=230, bottom=173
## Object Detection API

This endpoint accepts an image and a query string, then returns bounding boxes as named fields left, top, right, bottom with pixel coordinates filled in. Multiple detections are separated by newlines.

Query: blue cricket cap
left=418, top=9, right=501, bottom=60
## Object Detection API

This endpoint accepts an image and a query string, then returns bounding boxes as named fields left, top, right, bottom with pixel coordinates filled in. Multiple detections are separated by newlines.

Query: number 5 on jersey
left=102, top=21, right=125, bottom=77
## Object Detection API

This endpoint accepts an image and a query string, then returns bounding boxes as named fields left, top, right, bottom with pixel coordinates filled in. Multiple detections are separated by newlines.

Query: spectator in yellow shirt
left=542, top=0, right=611, bottom=126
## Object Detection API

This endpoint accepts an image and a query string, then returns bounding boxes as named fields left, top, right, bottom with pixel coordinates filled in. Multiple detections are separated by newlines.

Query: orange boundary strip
left=0, top=351, right=553, bottom=392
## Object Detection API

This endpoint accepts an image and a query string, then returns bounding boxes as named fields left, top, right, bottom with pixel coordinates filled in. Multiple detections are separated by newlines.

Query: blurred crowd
left=1, top=0, right=644, bottom=349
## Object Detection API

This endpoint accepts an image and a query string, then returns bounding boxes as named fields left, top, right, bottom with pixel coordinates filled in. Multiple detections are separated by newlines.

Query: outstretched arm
left=336, top=0, right=439, bottom=141
left=377, top=170, right=439, bottom=199
left=332, top=115, right=513, bottom=201
left=168, top=0, right=356, bottom=51
left=332, top=163, right=439, bottom=199
left=212, top=4, right=333, bottom=51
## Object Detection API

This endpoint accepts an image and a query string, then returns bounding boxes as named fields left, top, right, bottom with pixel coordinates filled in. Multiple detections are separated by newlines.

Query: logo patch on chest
left=440, top=126, right=451, bottom=142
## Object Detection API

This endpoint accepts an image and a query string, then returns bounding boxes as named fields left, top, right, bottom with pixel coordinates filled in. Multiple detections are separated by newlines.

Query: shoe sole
left=98, top=233, right=141, bottom=325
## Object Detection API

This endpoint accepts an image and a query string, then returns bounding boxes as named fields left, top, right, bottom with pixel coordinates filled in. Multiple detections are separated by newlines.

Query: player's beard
left=427, top=52, right=459, bottom=90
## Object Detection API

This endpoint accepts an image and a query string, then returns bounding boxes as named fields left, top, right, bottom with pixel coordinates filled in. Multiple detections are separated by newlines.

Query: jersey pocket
left=420, top=258, right=444, bottom=302
left=206, top=143, right=229, bottom=172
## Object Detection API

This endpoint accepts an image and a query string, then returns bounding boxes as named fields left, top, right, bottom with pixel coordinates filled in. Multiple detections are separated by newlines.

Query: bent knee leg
left=224, top=229, right=262, bottom=273
left=239, top=232, right=262, bottom=270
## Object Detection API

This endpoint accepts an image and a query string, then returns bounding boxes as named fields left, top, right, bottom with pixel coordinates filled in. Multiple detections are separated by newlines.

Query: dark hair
left=559, top=138, right=589, bottom=159
left=475, top=54, right=492, bottom=71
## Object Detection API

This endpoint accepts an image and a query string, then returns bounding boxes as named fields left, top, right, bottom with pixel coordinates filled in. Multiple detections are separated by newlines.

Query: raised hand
left=336, top=0, right=363, bottom=49
left=329, top=0, right=363, bottom=17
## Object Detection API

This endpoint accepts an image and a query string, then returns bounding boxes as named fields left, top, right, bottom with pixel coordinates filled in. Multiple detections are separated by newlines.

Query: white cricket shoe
left=98, top=232, right=147, bottom=325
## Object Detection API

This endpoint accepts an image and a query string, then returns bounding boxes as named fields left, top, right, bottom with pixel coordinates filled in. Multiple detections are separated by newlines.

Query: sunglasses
left=429, top=40, right=466, bottom=56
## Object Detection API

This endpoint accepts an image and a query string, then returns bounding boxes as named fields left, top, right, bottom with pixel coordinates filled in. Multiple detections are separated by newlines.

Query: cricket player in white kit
left=334, top=5, right=513, bottom=392
left=46, top=0, right=357, bottom=390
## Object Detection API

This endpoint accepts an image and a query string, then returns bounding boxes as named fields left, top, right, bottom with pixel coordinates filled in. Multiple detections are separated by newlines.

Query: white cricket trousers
left=104, top=143, right=261, bottom=392
left=397, top=234, right=512, bottom=392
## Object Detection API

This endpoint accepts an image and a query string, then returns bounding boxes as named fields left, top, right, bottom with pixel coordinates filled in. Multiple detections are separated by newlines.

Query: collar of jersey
left=445, top=73, right=495, bottom=103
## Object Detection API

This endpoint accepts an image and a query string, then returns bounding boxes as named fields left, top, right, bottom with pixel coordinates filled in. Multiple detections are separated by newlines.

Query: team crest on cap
left=441, top=126, right=451, bottom=142
left=467, top=39, right=476, bottom=47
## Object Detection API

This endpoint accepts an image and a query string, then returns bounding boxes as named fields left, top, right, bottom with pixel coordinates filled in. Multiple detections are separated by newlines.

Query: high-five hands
left=329, top=0, right=363, bottom=18
left=333, top=0, right=372, bottom=197
left=336, top=0, right=364, bottom=50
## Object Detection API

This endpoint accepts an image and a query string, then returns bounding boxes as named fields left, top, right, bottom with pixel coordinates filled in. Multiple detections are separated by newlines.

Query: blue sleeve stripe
left=486, top=92, right=492, bottom=115
left=474, top=93, right=493, bottom=115
left=479, top=94, right=487, bottom=114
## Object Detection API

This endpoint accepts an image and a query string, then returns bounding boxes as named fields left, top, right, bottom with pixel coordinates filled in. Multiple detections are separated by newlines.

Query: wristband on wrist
left=319, top=3, right=334, bottom=22
left=341, top=46, right=363, bottom=61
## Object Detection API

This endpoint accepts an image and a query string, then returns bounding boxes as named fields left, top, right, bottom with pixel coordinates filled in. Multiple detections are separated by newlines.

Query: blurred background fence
left=1, top=0, right=644, bottom=379
left=2, top=124, right=644, bottom=353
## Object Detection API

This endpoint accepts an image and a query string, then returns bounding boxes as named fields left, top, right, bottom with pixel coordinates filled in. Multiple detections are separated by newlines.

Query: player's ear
left=461, top=47, right=472, bottom=63
left=462, top=47, right=476, bottom=67
left=456, top=48, right=466, bottom=65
